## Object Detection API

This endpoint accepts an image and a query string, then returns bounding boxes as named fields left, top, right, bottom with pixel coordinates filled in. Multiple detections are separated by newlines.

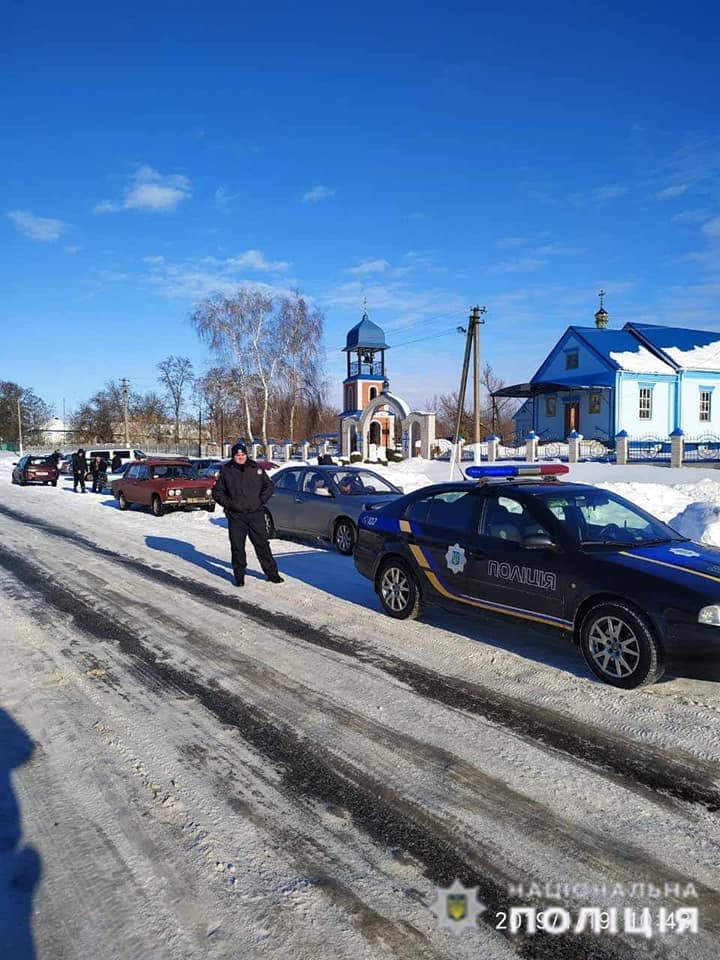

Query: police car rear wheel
left=334, top=519, right=356, bottom=555
left=580, top=601, right=664, bottom=688
left=378, top=559, right=421, bottom=620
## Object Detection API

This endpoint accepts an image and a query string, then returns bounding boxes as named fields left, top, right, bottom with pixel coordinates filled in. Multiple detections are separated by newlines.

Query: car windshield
left=534, top=488, right=686, bottom=547
left=330, top=471, right=397, bottom=495
left=151, top=464, right=198, bottom=479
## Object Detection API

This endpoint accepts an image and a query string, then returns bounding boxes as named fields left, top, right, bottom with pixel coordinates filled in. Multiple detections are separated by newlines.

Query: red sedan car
left=110, top=458, right=216, bottom=516
left=12, top=455, right=59, bottom=486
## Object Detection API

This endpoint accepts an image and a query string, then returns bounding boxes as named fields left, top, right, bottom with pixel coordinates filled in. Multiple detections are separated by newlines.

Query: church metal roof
left=343, top=312, right=390, bottom=352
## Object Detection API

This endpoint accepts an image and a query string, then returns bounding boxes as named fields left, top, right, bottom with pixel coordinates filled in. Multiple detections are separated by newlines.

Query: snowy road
left=2, top=469, right=720, bottom=959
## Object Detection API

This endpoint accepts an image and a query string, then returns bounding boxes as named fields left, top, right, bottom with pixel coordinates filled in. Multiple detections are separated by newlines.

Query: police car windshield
left=533, top=489, right=684, bottom=547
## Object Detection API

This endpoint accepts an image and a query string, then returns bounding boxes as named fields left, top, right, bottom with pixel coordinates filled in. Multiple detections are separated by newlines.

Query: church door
left=564, top=402, right=580, bottom=436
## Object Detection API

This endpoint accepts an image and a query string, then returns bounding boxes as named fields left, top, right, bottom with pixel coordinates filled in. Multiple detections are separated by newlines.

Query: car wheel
left=117, top=492, right=130, bottom=510
left=264, top=509, right=276, bottom=538
left=377, top=558, right=422, bottom=620
left=334, top=519, right=356, bottom=555
left=580, top=601, right=664, bottom=688
left=151, top=495, right=165, bottom=517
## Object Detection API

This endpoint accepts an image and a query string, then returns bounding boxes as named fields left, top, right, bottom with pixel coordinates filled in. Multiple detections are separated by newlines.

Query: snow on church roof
left=663, top=340, right=720, bottom=370
left=607, top=346, right=675, bottom=374
left=625, top=322, right=720, bottom=371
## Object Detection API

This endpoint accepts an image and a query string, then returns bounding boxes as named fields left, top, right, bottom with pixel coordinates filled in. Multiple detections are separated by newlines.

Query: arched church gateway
left=338, top=306, right=436, bottom=458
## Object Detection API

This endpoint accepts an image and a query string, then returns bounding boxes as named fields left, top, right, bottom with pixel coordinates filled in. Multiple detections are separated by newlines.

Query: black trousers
left=227, top=509, right=278, bottom=578
left=73, top=470, right=86, bottom=491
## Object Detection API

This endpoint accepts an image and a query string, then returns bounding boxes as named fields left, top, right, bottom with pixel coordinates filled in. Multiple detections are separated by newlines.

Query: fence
left=681, top=435, right=720, bottom=463
left=627, top=436, right=672, bottom=463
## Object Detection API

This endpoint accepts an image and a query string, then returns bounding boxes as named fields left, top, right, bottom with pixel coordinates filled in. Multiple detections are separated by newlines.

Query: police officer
left=212, top=442, right=283, bottom=587
left=90, top=455, right=108, bottom=493
left=72, top=447, right=88, bottom=493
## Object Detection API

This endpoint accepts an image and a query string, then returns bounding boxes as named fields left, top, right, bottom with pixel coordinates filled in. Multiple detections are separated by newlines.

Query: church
left=500, top=296, right=720, bottom=442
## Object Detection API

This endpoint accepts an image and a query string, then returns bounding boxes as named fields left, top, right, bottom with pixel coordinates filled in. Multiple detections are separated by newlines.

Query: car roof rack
left=464, top=464, right=569, bottom=485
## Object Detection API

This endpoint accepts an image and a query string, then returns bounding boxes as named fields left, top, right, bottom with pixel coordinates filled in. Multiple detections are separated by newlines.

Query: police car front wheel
left=377, top=559, right=421, bottom=620
left=580, top=601, right=664, bottom=688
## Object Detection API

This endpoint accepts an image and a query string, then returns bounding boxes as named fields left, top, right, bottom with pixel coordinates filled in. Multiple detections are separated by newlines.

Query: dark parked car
left=354, top=463, right=720, bottom=688
left=12, top=455, right=59, bottom=486
left=110, top=458, right=216, bottom=516
left=267, top=465, right=403, bottom=554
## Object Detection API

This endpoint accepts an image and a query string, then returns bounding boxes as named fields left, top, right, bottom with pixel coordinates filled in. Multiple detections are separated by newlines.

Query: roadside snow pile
left=667, top=502, right=720, bottom=547
left=595, top=481, right=696, bottom=523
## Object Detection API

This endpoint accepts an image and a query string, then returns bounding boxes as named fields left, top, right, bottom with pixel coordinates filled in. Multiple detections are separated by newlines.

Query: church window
left=639, top=386, right=652, bottom=420
left=565, top=351, right=579, bottom=370
left=700, top=390, right=712, bottom=422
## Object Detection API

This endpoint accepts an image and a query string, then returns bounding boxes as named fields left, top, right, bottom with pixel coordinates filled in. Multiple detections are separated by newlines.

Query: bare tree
left=277, top=292, right=325, bottom=440
left=0, top=381, right=53, bottom=442
left=481, top=363, right=519, bottom=440
left=191, top=292, right=259, bottom=439
left=157, top=356, right=194, bottom=442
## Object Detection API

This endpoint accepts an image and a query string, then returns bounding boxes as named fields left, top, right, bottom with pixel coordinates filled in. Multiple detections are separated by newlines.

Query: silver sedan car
left=267, top=465, right=403, bottom=554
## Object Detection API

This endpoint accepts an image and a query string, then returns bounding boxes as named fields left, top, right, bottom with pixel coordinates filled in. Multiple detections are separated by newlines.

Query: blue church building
left=501, top=297, right=720, bottom=442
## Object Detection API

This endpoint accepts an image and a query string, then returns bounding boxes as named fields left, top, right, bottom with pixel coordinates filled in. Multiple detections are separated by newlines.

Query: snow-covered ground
left=2, top=450, right=720, bottom=959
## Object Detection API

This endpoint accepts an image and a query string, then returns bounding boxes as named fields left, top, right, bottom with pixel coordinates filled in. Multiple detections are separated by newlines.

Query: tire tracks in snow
left=0, top=540, right=664, bottom=960
left=1, top=501, right=718, bottom=814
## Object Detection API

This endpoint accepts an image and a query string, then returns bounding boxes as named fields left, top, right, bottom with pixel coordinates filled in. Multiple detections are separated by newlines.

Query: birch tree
left=277, top=292, right=324, bottom=440
left=157, top=356, right=194, bottom=442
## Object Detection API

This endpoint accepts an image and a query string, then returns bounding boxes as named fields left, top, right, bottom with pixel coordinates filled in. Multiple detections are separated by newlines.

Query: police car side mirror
left=522, top=534, right=557, bottom=550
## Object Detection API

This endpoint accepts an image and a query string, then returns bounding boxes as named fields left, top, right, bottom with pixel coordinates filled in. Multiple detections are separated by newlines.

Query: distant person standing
left=47, top=448, right=62, bottom=470
left=72, top=447, right=87, bottom=493
left=212, top=442, right=283, bottom=587
left=90, top=455, right=108, bottom=493
left=110, top=452, right=122, bottom=472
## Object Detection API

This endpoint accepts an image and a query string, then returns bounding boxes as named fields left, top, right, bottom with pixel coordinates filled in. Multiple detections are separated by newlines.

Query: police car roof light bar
left=465, top=464, right=569, bottom=481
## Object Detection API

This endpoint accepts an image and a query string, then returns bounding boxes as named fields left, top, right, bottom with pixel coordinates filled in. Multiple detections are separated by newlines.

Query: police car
left=354, top=464, right=720, bottom=688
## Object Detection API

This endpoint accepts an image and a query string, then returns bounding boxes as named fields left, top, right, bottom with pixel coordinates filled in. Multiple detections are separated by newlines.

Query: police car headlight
left=698, top=605, right=720, bottom=625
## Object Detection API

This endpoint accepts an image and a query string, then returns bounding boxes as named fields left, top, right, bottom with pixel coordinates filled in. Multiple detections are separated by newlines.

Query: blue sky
left=3, top=0, right=719, bottom=419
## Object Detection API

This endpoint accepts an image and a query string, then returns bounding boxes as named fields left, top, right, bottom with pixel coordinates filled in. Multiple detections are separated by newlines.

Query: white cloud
left=7, top=209, right=68, bottom=241
left=143, top=251, right=293, bottom=299
left=656, top=183, right=692, bottom=199
left=569, top=184, right=628, bottom=205
left=346, top=258, right=390, bottom=275
left=302, top=184, right=335, bottom=203
left=490, top=256, right=547, bottom=274
left=94, top=164, right=192, bottom=214
left=702, top=217, right=720, bottom=239
left=214, top=186, right=239, bottom=209
left=90, top=269, right=127, bottom=283
left=671, top=208, right=711, bottom=224
left=225, top=249, right=290, bottom=272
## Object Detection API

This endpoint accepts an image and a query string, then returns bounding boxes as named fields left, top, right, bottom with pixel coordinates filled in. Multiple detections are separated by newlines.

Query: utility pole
left=451, top=305, right=487, bottom=478
left=471, top=305, right=487, bottom=449
left=198, top=404, right=202, bottom=457
left=120, top=378, right=130, bottom=445
left=17, top=398, right=24, bottom=456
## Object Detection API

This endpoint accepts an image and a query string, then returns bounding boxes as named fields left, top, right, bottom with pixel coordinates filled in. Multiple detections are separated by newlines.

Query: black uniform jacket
left=212, top=459, right=274, bottom=514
